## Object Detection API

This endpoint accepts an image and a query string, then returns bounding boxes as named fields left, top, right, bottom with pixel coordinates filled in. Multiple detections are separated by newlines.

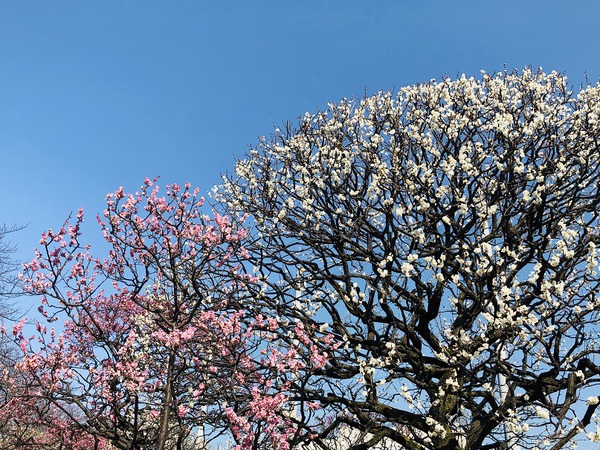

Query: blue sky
left=1, top=0, right=600, bottom=260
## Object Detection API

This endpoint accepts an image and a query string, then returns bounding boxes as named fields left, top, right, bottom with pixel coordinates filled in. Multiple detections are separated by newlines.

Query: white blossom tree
left=218, top=69, right=600, bottom=450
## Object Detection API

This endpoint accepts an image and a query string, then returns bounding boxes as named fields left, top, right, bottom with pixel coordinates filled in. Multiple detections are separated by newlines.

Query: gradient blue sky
left=1, top=1, right=600, bottom=260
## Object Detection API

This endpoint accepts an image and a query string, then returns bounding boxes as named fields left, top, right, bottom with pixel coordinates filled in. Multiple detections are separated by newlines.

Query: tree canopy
left=3, top=181, right=330, bottom=450
left=218, top=69, right=600, bottom=449
left=3, top=69, right=600, bottom=450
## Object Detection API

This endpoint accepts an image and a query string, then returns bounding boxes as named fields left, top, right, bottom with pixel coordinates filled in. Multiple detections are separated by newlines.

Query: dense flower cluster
left=219, top=69, right=600, bottom=449
left=1, top=179, right=332, bottom=450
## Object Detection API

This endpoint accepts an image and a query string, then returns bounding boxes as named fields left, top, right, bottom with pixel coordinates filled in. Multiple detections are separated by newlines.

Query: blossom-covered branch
left=2, top=179, right=331, bottom=450
left=219, top=69, right=600, bottom=449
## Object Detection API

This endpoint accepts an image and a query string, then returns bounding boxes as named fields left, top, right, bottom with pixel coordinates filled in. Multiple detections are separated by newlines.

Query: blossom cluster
left=219, top=69, right=600, bottom=449
left=3, top=179, right=334, bottom=450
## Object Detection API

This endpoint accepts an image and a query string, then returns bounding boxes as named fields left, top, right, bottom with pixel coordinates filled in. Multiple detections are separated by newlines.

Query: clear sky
left=1, top=0, right=600, bottom=263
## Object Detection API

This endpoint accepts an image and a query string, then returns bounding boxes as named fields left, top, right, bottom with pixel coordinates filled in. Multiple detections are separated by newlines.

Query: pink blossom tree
left=2, top=180, right=333, bottom=450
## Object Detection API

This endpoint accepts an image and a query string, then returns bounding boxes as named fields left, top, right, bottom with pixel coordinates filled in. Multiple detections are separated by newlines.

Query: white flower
left=587, top=426, right=600, bottom=443
left=536, top=406, right=550, bottom=420
left=586, top=396, right=599, bottom=406
left=402, top=262, right=414, bottom=276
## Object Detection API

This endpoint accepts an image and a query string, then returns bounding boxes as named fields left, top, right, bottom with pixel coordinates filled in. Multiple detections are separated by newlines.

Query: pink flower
left=12, top=317, right=27, bottom=336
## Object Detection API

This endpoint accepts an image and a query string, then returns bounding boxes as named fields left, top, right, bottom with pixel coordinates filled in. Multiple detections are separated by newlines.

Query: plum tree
left=219, top=69, right=600, bottom=449
left=5, top=180, right=330, bottom=450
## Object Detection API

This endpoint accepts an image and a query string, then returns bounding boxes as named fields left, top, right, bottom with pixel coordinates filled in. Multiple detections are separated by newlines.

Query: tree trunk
left=157, top=351, right=176, bottom=450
